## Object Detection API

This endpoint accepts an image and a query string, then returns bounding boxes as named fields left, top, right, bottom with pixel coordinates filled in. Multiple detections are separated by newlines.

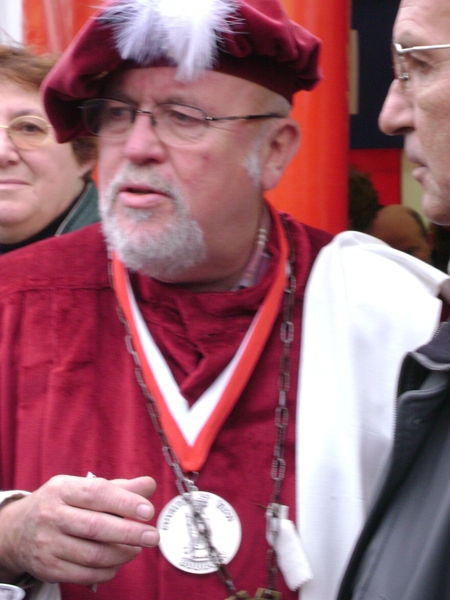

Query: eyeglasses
left=392, top=42, right=450, bottom=86
left=0, top=115, right=52, bottom=150
left=80, top=99, right=283, bottom=146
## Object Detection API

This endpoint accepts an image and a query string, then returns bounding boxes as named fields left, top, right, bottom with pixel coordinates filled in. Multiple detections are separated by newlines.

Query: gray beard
left=100, top=165, right=206, bottom=279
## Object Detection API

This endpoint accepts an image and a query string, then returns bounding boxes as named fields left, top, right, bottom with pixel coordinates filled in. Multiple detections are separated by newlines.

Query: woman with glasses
left=0, top=45, right=99, bottom=254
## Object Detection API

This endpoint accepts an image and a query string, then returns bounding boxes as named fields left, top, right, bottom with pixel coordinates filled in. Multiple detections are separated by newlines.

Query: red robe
left=0, top=214, right=331, bottom=600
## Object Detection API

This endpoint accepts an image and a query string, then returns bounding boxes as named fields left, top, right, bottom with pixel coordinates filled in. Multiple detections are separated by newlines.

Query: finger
left=59, top=476, right=156, bottom=522
left=110, top=476, right=157, bottom=498
left=58, top=506, right=160, bottom=548
left=35, top=538, right=141, bottom=585
left=53, top=536, right=142, bottom=573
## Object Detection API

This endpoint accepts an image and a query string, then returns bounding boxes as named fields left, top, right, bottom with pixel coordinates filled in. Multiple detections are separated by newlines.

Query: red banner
left=23, top=0, right=95, bottom=53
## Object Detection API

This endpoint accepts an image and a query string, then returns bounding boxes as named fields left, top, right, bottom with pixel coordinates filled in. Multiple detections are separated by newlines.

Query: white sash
left=297, top=231, right=449, bottom=600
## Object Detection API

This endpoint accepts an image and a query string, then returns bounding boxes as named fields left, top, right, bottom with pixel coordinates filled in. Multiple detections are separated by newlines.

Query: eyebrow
left=100, top=89, right=135, bottom=103
left=9, top=108, right=45, bottom=118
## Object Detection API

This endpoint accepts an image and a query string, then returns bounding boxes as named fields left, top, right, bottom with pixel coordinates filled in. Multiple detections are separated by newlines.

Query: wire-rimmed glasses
left=0, top=115, right=52, bottom=150
left=392, top=42, right=450, bottom=86
left=80, top=98, right=283, bottom=146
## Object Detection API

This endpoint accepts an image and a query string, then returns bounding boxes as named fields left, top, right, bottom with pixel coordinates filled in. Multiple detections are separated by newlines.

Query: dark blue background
left=351, top=0, right=402, bottom=149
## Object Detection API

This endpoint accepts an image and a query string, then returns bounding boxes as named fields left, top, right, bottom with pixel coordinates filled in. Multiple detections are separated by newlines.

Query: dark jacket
left=337, top=321, right=450, bottom=600
left=54, top=179, right=99, bottom=235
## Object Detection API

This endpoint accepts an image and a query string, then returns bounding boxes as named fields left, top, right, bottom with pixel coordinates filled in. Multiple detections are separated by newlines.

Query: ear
left=77, top=158, right=97, bottom=180
left=260, top=119, right=301, bottom=191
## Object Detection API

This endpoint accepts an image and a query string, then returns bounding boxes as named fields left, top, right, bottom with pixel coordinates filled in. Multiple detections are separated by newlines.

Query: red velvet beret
left=42, top=0, right=322, bottom=142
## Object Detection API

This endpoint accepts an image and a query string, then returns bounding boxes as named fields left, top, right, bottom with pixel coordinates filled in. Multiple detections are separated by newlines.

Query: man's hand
left=0, top=475, right=159, bottom=586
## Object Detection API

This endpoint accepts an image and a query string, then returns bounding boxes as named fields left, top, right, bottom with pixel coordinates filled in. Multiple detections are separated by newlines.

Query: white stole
left=297, top=230, right=449, bottom=600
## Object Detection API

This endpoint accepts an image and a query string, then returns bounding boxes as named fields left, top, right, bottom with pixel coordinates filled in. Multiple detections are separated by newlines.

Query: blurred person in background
left=366, top=204, right=432, bottom=263
left=0, top=45, right=98, bottom=255
left=348, top=168, right=431, bottom=263
left=348, top=166, right=383, bottom=232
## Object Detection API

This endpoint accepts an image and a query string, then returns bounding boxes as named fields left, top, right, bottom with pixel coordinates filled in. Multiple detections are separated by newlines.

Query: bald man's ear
left=261, top=119, right=301, bottom=191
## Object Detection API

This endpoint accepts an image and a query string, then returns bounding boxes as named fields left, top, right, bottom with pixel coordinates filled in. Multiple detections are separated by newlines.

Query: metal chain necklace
left=109, top=217, right=297, bottom=600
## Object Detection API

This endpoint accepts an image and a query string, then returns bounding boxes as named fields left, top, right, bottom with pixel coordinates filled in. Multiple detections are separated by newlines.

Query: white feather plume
left=99, top=0, right=239, bottom=80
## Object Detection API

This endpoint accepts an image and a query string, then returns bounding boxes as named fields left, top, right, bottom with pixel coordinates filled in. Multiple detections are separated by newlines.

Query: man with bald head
left=338, top=0, right=450, bottom=598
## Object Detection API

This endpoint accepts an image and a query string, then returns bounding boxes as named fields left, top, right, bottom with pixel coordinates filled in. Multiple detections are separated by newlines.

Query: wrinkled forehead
left=394, top=0, right=450, bottom=44
left=101, top=65, right=271, bottom=109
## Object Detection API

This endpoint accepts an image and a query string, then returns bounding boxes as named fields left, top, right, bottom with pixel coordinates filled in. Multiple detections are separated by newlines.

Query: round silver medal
left=0, top=584, right=25, bottom=600
left=157, top=491, right=242, bottom=574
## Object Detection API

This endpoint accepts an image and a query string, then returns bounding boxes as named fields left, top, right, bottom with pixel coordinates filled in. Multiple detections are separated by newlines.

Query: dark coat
left=338, top=321, right=450, bottom=600
left=55, top=179, right=99, bottom=235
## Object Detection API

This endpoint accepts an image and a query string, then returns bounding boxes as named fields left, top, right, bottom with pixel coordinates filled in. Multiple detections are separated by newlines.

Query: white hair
left=242, top=90, right=292, bottom=186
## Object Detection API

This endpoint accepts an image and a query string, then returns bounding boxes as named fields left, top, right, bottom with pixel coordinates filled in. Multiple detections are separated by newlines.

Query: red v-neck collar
left=112, top=205, right=289, bottom=471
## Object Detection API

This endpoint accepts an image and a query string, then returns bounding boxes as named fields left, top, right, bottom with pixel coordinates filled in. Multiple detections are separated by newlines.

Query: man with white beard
left=102, top=164, right=206, bottom=278
left=0, top=1, right=331, bottom=598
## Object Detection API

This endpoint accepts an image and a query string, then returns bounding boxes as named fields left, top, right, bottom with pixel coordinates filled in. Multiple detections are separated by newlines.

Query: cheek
left=97, top=143, right=124, bottom=192
left=418, top=93, right=450, bottom=155
left=170, top=148, right=215, bottom=198
left=20, top=158, right=50, bottom=191
left=29, top=146, right=77, bottom=187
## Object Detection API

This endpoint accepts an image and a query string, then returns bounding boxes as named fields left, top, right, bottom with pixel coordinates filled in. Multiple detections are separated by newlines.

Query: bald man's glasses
left=0, top=116, right=52, bottom=150
left=80, top=99, right=283, bottom=146
left=392, top=42, right=450, bottom=86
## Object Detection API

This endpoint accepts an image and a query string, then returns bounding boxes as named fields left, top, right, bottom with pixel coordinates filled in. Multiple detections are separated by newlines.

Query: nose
left=123, top=112, right=167, bottom=165
left=0, top=127, right=20, bottom=166
left=378, top=79, right=414, bottom=136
